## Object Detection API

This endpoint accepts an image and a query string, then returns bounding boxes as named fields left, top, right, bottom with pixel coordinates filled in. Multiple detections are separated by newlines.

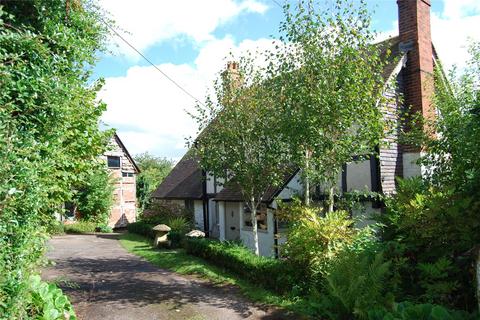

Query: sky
left=94, top=0, right=480, bottom=161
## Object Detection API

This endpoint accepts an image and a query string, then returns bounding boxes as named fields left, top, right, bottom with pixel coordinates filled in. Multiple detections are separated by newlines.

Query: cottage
left=153, top=0, right=439, bottom=256
left=104, top=133, right=140, bottom=228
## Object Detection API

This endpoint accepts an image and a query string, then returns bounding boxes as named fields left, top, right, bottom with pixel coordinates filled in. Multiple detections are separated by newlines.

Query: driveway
left=42, top=234, right=294, bottom=320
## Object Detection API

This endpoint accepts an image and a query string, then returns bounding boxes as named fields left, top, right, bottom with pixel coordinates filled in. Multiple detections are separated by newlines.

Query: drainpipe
left=202, top=170, right=209, bottom=237
left=273, top=212, right=279, bottom=259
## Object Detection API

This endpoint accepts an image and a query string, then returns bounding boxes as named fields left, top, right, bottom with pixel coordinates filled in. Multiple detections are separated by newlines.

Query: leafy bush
left=277, top=202, right=356, bottom=291
left=167, top=216, right=190, bottom=233
left=368, top=302, right=477, bottom=320
left=73, top=168, right=115, bottom=224
left=167, top=231, right=183, bottom=248
left=47, top=222, right=65, bottom=235
left=95, top=224, right=113, bottom=233
left=378, top=178, right=477, bottom=309
left=322, top=251, right=393, bottom=319
left=64, top=221, right=97, bottom=234
left=184, top=238, right=298, bottom=294
left=127, top=221, right=155, bottom=239
left=141, top=200, right=192, bottom=225
left=26, top=275, right=76, bottom=320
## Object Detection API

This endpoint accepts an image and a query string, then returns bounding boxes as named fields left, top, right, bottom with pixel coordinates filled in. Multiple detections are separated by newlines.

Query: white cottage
left=153, top=0, right=439, bottom=256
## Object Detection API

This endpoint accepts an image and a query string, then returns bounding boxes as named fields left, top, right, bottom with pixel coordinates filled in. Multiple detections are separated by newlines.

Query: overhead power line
left=98, top=16, right=205, bottom=107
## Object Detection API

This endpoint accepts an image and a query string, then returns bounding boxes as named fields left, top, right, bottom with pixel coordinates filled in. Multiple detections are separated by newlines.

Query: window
left=107, top=156, right=121, bottom=168
left=122, top=172, right=134, bottom=177
left=243, top=203, right=268, bottom=230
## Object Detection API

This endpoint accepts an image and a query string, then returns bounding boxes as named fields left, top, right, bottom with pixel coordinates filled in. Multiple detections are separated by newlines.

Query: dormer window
left=107, top=156, right=121, bottom=168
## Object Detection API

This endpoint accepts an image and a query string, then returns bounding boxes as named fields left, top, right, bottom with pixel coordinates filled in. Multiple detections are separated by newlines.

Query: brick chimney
left=222, top=61, right=242, bottom=93
left=397, top=0, right=435, bottom=177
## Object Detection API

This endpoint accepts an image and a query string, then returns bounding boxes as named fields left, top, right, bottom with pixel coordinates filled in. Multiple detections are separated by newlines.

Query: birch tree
left=270, top=0, right=387, bottom=209
left=191, top=56, right=288, bottom=255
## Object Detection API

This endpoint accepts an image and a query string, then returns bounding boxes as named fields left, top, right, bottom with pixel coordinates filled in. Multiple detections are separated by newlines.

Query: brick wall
left=104, top=136, right=137, bottom=228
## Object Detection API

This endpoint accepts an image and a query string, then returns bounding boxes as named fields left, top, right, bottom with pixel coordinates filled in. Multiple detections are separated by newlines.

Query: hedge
left=127, top=221, right=155, bottom=239
left=184, top=238, right=299, bottom=294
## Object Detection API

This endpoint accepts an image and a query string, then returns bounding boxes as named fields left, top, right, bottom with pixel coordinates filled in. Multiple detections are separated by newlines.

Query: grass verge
left=119, top=233, right=311, bottom=318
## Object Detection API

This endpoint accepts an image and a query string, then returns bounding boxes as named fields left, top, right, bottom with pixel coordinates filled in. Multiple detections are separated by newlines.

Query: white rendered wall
left=239, top=205, right=276, bottom=257
left=346, top=160, right=372, bottom=191
left=193, top=200, right=204, bottom=231
left=403, top=152, right=422, bottom=178
left=277, top=171, right=303, bottom=200
left=218, top=201, right=226, bottom=241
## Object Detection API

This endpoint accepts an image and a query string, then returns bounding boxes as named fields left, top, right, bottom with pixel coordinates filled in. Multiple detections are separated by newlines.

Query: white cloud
left=100, top=37, right=279, bottom=158
left=374, top=1, right=480, bottom=71
left=99, top=0, right=268, bottom=59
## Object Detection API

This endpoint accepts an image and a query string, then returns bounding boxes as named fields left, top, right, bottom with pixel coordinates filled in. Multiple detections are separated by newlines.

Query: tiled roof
left=214, top=169, right=298, bottom=203
left=151, top=152, right=203, bottom=200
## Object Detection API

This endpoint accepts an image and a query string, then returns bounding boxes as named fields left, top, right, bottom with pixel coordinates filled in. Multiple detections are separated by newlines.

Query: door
left=225, top=202, right=240, bottom=240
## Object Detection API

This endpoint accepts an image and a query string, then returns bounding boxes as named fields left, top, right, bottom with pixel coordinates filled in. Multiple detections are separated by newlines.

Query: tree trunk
left=328, top=185, right=334, bottom=213
left=251, top=198, right=259, bottom=256
left=304, top=148, right=311, bottom=206
left=476, top=247, right=480, bottom=313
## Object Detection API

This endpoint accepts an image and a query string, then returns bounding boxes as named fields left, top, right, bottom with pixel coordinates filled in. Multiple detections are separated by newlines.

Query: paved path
left=42, top=234, right=294, bottom=320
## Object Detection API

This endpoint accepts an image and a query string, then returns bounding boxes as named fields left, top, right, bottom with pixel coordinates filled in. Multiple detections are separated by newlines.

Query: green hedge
left=127, top=221, right=155, bottom=239
left=184, top=238, right=298, bottom=294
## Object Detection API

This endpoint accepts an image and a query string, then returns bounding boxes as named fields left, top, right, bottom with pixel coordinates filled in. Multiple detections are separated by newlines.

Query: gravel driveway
left=42, top=234, right=294, bottom=320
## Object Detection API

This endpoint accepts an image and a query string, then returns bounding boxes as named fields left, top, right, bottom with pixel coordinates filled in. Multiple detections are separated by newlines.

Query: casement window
left=243, top=203, right=268, bottom=231
left=107, top=156, right=121, bottom=168
left=122, top=172, right=134, bottom=177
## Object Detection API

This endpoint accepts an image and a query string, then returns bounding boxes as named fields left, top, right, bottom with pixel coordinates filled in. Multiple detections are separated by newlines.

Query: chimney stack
left=222, top=61, right=242, bottom=93
left=397, top=0, right=435, bottom=176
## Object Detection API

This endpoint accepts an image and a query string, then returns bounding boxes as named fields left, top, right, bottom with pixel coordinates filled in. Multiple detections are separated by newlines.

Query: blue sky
left=95, top=0, right=479, bottom=161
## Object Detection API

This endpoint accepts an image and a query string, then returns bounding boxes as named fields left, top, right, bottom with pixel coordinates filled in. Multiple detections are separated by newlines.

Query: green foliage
left=141, top=200, right=192, bottom=225
left=73, top=166, right=115, bottom=224
left=323, top=251, right=393, bottom=319
left=368, top=302, right=477, bottom=320
left=277, top=202, right=356, bottom=285
left=378, top=178, right=477, bottom=309
left=167, top=216, right=190, bottom=233
left=26, top=275, right=76, bottom=320
left=63, top=221, right=97, bottom=234
left=47, top=222, right=65, bottom=236
left=134, top=152, right=173, bottom=210
left=167, top=231, right=183, bottom=249
left=272, top=0, right=388, bottom=206
left=0, top=1, right=110, bottom=316
left=127, top=221, right=155, bottom=239
left=184, top=238, right=297, bottom=294
left=95, top=224, right=113, bottom=233
left=191, top=52, right=290, bottom=255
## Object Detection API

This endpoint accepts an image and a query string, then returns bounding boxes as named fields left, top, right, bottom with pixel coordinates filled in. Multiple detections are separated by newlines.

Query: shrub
left=368, top=302, right=477, bottom=320
left=167, top=216, right=190, bottom=233
left=73, top=168, right=115, bottom=224
left=64, top=221, right=97, bottom=234
left=141, top=200, right=192, bottom=225
left=47, top=222, right=65, bottom=235
left=277, top=202, right=356, bottom=291
left=26, top=275, right=76, bottom=320
left=378, top=178, right=478, bottom=309
left=127, top=221, right=155, bottom=239
left=184, top=238, right=298, bottom=294
left=96, top=224, right=113, bottom=233
left=167, top=231, right=183, bottom=248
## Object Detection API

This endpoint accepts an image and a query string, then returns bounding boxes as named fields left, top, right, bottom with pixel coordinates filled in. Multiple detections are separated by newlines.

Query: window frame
left=107, top=156, right=121, bottom=168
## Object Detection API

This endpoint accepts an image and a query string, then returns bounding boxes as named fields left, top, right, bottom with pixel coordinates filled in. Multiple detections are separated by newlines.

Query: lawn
left=119, top=233, right=310, bottom=318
